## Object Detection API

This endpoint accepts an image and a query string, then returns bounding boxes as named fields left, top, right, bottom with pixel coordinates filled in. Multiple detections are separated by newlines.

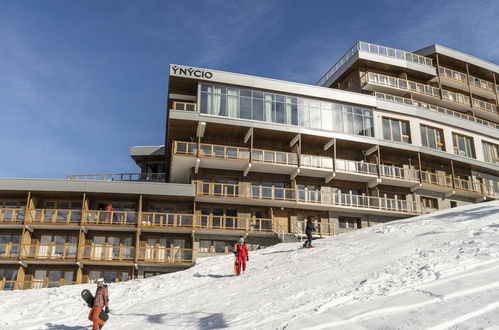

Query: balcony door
left=37, top=235, right=77, bottom=259
left=145, top=238, right=170, bottom=262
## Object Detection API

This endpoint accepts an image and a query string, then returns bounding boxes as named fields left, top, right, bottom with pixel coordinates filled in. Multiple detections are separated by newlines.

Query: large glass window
left=420, top=125, right=445, bottom=151
left=452, top=133, right=475, bottom=158
left=482, top=141, right=499, bottom=165
left=382, top=117, right=411, bottom=143
left=200, top=84, right=374, bottom=137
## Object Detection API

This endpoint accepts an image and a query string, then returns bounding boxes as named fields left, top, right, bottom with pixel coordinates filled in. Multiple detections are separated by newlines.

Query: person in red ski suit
left=88, top=278, right=109, bottom=330
left=234, top=237, right=248, bottom=275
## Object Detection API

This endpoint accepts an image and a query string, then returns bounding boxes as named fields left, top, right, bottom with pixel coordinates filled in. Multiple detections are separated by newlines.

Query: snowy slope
left=1, top=201, right=499, bottom=330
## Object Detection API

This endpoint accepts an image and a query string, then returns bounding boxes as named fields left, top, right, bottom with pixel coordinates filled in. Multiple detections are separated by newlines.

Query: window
left=383, top=117, right=411, bottom=143
left=483, top=141, right=499, bottom=165
left=421, top=196, right=438, bottom=209
left=339, top=217, right=361, bottom=229
left=450, top=201, right=457, bottom=208
left=0, top=234, right=21, bottom=258
left=200, top=83, right=374, bottom=137
left=0, top=268, right=18, bottom=290
left=88, top=270, right=130, bottom=283
left=452, top=133, right=475, bottom=158
left=31, top=269, right=75, bottom=288
left=420, top=125, right=445, bottom=151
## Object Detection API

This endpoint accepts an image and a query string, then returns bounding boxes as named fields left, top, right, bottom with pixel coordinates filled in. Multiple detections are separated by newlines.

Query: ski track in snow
left=1, top=201, right=499, bottom=330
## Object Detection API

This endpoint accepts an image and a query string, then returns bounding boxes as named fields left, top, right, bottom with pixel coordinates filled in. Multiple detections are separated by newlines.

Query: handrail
left=21, top=244, right=77, bottom=259
left=364, top=72, right=498, bottom=114
left=375, top=92, right=499, bottom=130
left=0, top=243, right=21, bottom=258
left=293, top=220, right=334, bottom=236
left=439, top=66, right=496, bottom=92
left=137, top=247, right=194, bottom=263
left=0, top=208, right=25, bottom=223
left=84, top=210, right=139, bottom=226
left=28, top=209, right=81, bottom=225
left=317, top=41, right=433, bottom=86
left=195, top=181, right=421, bottom=214
left=66, top=173, right=166, bottom=182
left=80, top=245, right=135, bottom=261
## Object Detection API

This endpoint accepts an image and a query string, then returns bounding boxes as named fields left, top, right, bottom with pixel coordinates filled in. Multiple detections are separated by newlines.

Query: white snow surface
left=2, top=201, right=499, bottom=330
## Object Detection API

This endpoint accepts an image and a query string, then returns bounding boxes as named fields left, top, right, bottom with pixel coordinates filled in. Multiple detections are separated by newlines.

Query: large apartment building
left=1, top=42, right=498, bottom=290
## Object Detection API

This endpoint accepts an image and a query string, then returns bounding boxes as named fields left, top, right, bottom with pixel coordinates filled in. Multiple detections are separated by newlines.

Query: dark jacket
left=305, top=221, right=315, bottom=233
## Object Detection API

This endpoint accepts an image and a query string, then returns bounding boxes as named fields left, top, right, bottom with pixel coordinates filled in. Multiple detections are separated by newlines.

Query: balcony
left=21, top=244, right=77, bottom=262
left=0, top=280, right=18, bottom=290
left=84, top=210, right=138, bottom=227
left=375, top=92, right=499, bottom=130
left=417, top=171, right=495, bottom=198
left=80, top=245, right=135, bottom=264
left=195, top=181, right=421, bottom=215
left=66, top=172, right=166, bottom=182
left=27, top=209, right=81, bottom=227
left=292, top=220, right=334, bottom=237
left=18, top=281, right=76, bottom=290
left=137, top=247, right=194, bottom=265
left=363, top=72, right=498, bottom=116
left=0, top=208, right=25, bottom=226
left=317, top=41, right=434, bottom=87
left=140, top=212, right=273, bottom=233
left=0, top=243, right=20, bottom=261
left=438, top=66, right=497, bottom=99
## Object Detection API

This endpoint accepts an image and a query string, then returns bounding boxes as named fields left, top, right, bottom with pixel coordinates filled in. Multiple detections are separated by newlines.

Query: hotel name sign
left=171, top=65, right=213, bottom=79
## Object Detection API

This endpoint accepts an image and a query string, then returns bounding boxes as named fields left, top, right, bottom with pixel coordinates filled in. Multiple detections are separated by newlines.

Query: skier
left=88, top=278, right=109, bottom=330
left=234, top=236, right=249, bottom=275
left=303, top=216, right=316, bottom=248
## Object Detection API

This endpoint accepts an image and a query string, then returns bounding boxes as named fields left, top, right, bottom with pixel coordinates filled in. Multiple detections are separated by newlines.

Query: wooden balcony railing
left=80, top=245, right=135, bottom=262
left=0, top=280, right=18, bottom=290
left=454, top=178, right=495, bottom=196
left=439, top=66, right=496, bottom=92
left=379, top=165, right=419, bottom=181
left=21, top=244, right=77, bottom=260
left=18, top=281, right=77, bottom=290
left=28, top=209, right=81, bottom=225
left=196, top=181, right=421, bottom=214
left=0, top=243, right=20, bottom=259
left=141, top=212, right=194, bottom=228
left=0, top=208, right=25, bottom=224
left=420, top=171, right=453, bottom=187
left=293, top=220, right=334, bottom=236
left=173, top=101, right=196, bottom=112
left=84, top=210, right=139, bottom=226
left=66, top=172, right=166, bottom=182
left=137, top=247, right=194, bottom=264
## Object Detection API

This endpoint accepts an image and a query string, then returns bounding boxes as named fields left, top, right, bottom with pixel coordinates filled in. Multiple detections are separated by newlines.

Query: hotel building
left=1, top=42, right=498, bottom=290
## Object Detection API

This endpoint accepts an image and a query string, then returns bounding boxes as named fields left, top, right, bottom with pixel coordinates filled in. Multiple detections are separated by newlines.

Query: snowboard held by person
left=88, top=278, right=109, bottom=330
left=234, top=236, right=249, bottom=275
left=303, top=216, right=316, bottom=248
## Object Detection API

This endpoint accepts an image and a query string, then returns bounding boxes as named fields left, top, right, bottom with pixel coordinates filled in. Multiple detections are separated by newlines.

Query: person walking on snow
left=88, top=278, right=109, bottom=330
left=234, top=237, right=248, bottom=275
left=303, top=216, right=316, bottom=248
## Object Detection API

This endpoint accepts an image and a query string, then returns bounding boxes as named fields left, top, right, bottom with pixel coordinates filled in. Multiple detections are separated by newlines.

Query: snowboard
left=301, top=246, right=316, bottom=249
left=81, top=289, right=110, bottom=322
left=234, top=255, right=238, bottom=274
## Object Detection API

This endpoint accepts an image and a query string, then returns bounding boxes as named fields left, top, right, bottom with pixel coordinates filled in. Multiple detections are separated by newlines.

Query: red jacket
left=94, top=286, right=109, bottom=308
left=235, top=243, right=248, bottom=258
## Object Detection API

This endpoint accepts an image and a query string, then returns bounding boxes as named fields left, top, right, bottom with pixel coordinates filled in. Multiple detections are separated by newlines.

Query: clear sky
left=1, top=0, right=498, bottom=179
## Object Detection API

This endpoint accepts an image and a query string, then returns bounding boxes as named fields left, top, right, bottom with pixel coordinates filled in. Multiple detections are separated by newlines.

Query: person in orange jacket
left=88, top=278, right=109, bottom=330
left=234, top=236, right=248, bottom=275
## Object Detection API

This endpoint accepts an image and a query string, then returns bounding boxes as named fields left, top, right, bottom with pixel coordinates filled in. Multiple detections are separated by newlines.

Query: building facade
left=1, top=42, right=498, bottom=290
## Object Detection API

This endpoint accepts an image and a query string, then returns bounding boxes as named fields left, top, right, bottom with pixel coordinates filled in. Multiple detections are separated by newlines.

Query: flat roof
left=0, top=178, right=195, bottom=197
left=414, top=44, right=499, bottom=75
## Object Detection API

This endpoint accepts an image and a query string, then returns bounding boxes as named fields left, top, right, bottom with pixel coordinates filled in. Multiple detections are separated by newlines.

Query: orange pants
left=88, top=306, right=105, bottom=330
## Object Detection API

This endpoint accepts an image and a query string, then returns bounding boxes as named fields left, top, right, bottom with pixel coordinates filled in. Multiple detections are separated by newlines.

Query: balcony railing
left=0, top=243, right=20, bottom=259
left=28, top=209, right=81, bottom=225
left=0, top=280, right=18, bottom=290
left=137, top=247, right=194, bottom=264
left=18, top=281, right=76, bottom=290
left=172, top=101, right=197, bottom=112
left=420, top=171, right=453, bottom=188
left=317, top=41, right=433, bottom=86
left=84, top=210, right=138, bottom=226
left=439, top=66, right=496, bottom=92
left=375, top=92, right=499, bottom=130
left=294, top=220, right=334, bottom=236
left=21, top=244, right=77, bottom=260
left=0, top=208, right=25, bottom=224
left=80, top=245, right=135, bottom=262
left=379, top=165, right=419, bottom=181
left=454, top=178, right=495, bottom=196
left=195, top=181, right=421, bottom=214
left=66, top=173, right=166, bottom=182
left=334, top=159, right=378, bottom=175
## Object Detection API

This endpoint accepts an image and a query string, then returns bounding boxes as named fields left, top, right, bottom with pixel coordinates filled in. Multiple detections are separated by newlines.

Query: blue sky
left=1, top=0, right=498, bottom=178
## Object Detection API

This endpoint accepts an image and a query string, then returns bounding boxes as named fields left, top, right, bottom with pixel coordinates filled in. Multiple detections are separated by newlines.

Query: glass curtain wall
left=200, top=84, right=374, bottom=137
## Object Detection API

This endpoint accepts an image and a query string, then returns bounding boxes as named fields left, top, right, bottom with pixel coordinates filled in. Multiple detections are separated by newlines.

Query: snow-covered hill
left=2, top=201, right=499, bottom=330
